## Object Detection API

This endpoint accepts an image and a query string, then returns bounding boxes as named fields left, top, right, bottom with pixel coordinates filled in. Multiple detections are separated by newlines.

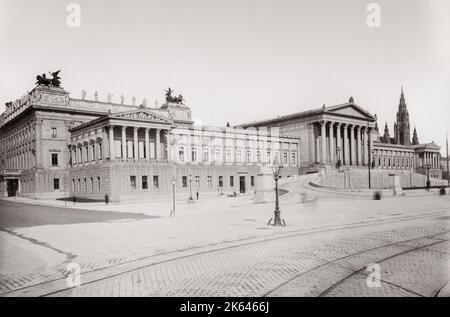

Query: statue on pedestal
left=81, top=90, right=87, bottom=100
left=94, top=91, right=98, bottom=101
left=120, top=95, right=125, bottom=104
left=107, top=93, right=113, bottom=103
left=165, top=87, right=184, bottom=104
left=35, top=70, right=62, bottom=88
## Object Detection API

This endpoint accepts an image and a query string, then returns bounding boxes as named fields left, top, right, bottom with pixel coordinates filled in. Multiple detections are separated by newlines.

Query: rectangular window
left=246, top=151, right=252, bottom=163
left=291, top=153, right=296, bottom=165
left=98, top=144, right=102, bottom=159
left=179, top=147, right=185, bottom=161
left=85, top=147, right=89, bottom=162
left=51, top=153, right=58, bottom=166
left=207, top=176, right=212, bottom=188
left=51, top=127, right=57, bottom=138
left=84, top=178, right=87, bottom=192
left=53, top=178, right=60, bottom=190
left=230, top=176, right=234, bottom=187
left=226, top=149, right=232, bottom=163
left=237, top=150, right=242, bottom=163
left=283, top=152, right=288, bottom=164
left=142, top=176, right=148, bottom=189
left=72, top=179, right=75, bottom=192
left=92, top=144, right=95, bottom=161
left=191, top=148, right=197, bottom=161
left=139, top=141, right=145, bottom=159
left=127, top=141, right=133, bottom=158
left=215, top=149, right=221, bottom=162
left=130, top=176, right=136, bottom=189
left=266, top=151, right=271, bottom=163
left=203, top=149, right=209, bottom=162
left=195, top=176, right=200, bottom=188
left=251, top=176, right=255, bottom=187
left=97, top=177, right=101, bottom=191
left=182, top=176, right=187, bottom=188
left=90, top=177, right=94, bottom=192
left=257, top=151, right=261, bottom=163
left=219, top=176, right=223, bottom=187
left=153, top=175, right=159, bottom=188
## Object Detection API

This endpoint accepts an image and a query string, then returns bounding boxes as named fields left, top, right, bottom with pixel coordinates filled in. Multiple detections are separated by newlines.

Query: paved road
left=5, top=212, right=449, bottom=297
left=0, top=200, right=155, bottom=229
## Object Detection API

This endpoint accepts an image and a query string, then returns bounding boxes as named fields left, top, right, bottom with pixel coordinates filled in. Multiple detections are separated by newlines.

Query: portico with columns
left=312, top=103, right=377, bottom=168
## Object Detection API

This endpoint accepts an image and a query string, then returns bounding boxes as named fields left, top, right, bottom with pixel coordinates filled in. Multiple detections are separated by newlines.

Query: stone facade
left=0, top=82, right=299, bottom=201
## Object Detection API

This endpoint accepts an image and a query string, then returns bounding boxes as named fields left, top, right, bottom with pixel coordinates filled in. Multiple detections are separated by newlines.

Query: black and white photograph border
left=0, top=0, right=449, bottom=300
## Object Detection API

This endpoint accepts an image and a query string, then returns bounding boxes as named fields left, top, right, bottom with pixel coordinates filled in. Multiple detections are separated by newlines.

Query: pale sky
left=0, top=0, right=449, bottom=153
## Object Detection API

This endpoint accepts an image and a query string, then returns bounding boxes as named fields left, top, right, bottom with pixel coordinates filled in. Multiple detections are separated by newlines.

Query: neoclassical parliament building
left=0, top=73, right=443, bottom=201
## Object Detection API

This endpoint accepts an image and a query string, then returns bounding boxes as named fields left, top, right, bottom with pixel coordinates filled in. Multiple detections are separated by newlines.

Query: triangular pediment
left=111, top=109, right=172, bottom=124
left=326, top=103, right=376, bottom=120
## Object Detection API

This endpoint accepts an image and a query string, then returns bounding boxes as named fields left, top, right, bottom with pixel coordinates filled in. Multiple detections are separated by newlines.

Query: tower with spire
left=412, top=126, right=419, bottom=145
left=394, top=87, right=411, bottom=146
left=383, top=122, right=391, bottom=144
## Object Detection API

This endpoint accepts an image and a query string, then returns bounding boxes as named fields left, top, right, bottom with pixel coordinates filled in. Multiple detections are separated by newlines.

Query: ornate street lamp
left=336, top=146, right=342, bottom=171
left=425, top=164, right=431, bottom=190
left=188, top=174, right=193, bottom=201
left=268, top=162, right=285, bottom=226
left=170, top=176, right=176, bottom=217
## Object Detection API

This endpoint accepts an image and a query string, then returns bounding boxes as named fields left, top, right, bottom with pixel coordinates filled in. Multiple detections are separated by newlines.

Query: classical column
left=121, top=126, right=127, bottom=161
left=350, top=125, right=355, bottom=166
left=343, top=124, right=349, bottom=165
left=336, top=123, right=342, bottom=164
left=329, top=122, right=335, bottom=163
left=133, top=127, right=139, bottom=161
left=156, top=129, right=161, bottom=161
left=145, top=128, right=150, bottom=161
left=321, top=121, right=326, bottom=163
left=108, top=125, right=115, bottom=160
left=356, top=126, right=361, bottom=166
left=165, top=130, right=171, bottom=161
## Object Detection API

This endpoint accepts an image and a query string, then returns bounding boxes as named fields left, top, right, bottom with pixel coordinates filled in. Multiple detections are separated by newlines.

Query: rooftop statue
left=35, top=70, right=62, bottom=87
left=165, top=87, right=184, bottom=104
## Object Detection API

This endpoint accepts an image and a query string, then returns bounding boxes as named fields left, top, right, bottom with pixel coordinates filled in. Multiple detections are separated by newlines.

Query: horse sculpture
left=36, top=70, right=62, bottom=87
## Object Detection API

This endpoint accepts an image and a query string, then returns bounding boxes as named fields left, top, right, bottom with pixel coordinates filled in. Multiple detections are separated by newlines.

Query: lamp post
left=188, top=174, right=193, bottom=201
left=170, top=176, right=176, bottom=217
left=367, top=122, right=372, bottom=189
left=336, top=146, right=342, bottom=171
left=268, top=162, right=285, bottom=226
left=425, top=164, right=431, bottom=190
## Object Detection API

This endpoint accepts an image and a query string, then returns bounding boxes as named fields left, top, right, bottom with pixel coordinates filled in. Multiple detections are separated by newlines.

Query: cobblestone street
left=3, top=210, right=449, bottom=297
left=1, top=180, right=449, bottom=297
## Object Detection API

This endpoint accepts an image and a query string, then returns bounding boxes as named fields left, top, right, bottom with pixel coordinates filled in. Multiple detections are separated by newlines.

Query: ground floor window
left=53, top=178, right=60, bottom=190
left=130, top=176, right=136, bottom=189
left=195, top=176, right=200, bottom=188
left=230, top=176, right=234, bottom=187
left=207, top=176, right=212, bottom=188
left=153, top=175, right=159, bottom=189
left=219, top=176, right=223, bottom=187
left=97, top=177, right=101, bottom=191
left=182, top=176, right=187, bottom=188
left=142, top=176, right=148, bottom=189
left=251, top=176, right=255, bottom=187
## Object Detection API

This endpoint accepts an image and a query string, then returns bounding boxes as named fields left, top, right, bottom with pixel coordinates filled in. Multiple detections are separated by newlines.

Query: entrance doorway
left=239, top=176, right=246, bottom=194
left=7, top=179, right=19, bottom=197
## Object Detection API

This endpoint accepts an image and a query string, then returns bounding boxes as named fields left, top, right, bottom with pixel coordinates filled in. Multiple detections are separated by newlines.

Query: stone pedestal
left=254, top=166, right=274, bottom=203
left=390, top=174, right=403, bottom=196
